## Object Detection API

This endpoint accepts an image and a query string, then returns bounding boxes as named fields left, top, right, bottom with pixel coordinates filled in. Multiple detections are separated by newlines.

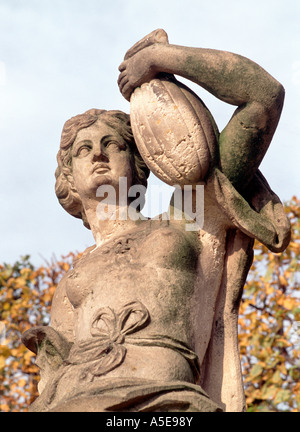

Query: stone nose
left=92, top=144, right=109, bottom=162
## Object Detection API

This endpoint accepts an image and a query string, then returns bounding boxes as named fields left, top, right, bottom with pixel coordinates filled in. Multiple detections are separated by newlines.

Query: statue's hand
left=118, top=46, right=159, bottom=101
left=118, top=29, right=169, bottom=101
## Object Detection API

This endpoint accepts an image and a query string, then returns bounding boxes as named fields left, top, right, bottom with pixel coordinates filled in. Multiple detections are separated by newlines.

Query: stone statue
left=22, top=29, right=290, bottom=412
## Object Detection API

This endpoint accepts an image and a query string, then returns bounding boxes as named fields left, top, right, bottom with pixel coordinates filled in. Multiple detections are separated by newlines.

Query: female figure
left=22, top=31, right=290, bottom=412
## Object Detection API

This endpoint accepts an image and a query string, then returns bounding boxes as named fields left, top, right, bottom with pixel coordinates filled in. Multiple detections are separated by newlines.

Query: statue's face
left=71, top=119, right=133, bottom=201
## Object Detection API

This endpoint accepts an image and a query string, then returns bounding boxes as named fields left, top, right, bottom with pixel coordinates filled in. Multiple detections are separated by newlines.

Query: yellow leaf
left=271, top=370, right=282, bottom=384
left=14, top=276, right=26, bottom=289
left=18, top=379, right=26, bottom=387
left=282, top=298, right=295, bottom=310
left=279, top=275, right=288, bottom=286
left=24, top=350, right=34, bottom=364
left=261, top=384, right=278, bottom=400
left=0, top=356, right=6, bottom=369
left=0, top=404, right=10, bottom=412
left=20, top=268, right=33, bottom=277
left=49, top=285, right=56, bottom=295
left=278, top=363, right=287, bottom=375
left=265, top=284, right=274, bottom=295
left=249, top=363, right=263, bottom=379
left=43, top=293, right=52, bottom=302
left=289, top=241, right=300, bottom=252
left=274, top=389, right=290, bottom=405
left=62, top=263, right=70, bottom=272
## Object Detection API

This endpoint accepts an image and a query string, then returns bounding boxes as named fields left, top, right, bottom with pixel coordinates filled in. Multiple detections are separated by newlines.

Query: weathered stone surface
left=130, top=74, right=218, bottom=186
left=22, top=29, right=290, bottom=412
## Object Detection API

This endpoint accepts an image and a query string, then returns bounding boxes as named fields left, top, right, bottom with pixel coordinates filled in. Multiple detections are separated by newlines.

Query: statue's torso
left=66, top=220, right=200, bottom=345
left=49, top=201, right=231, bottom=407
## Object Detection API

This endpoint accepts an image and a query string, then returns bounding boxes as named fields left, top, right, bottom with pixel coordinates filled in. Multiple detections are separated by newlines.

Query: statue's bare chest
left=65, top=222, right=200, bottom=309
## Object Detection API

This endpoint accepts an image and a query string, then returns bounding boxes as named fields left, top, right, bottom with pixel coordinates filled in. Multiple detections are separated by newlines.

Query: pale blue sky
left=0, top=0, right=299, bottom=265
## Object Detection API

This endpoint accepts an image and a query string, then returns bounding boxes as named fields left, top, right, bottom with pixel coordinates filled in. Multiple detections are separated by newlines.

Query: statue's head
left=55, top=109, right=150, bottom=229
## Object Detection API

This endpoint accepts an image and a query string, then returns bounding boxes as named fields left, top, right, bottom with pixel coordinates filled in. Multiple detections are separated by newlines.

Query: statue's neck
left=84, top=202, right=145, bottom=247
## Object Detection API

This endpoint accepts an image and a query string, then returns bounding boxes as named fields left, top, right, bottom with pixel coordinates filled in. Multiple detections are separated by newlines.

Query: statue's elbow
left=258, top=81, right=285, bottom=127
left=269, top=81, right=285, bottom=114
left=275, top=81, right=285, bottom=107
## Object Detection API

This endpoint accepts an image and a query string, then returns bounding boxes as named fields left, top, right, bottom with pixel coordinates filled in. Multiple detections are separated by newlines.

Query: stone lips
left=130, top=74, right=219, bottom=186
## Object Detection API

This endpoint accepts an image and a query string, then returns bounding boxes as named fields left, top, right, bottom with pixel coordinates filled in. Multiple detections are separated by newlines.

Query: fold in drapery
left=22, top=301, right=203, bottom=412
left=207, top=167, right=291, bottom=253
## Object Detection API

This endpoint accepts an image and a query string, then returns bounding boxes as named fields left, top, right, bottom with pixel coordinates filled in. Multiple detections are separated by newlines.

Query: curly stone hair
left=55, top=109, right=150, bottom=229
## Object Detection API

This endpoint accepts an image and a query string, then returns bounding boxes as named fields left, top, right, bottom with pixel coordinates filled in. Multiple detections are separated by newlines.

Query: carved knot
left=65, top=301, right=150, bottom=380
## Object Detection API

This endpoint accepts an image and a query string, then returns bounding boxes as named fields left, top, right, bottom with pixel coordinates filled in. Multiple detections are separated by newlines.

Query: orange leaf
left=18, top=379, right=26, bottom=387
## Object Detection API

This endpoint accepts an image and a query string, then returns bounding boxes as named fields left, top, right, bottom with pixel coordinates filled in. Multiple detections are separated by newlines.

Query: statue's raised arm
left=118, top=29, right=290, bottom=252
left=118, top=29, right=284, bottom=190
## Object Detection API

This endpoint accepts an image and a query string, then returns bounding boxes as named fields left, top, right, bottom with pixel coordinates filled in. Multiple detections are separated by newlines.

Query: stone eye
left=104, top=140, right=126, bottom=151
left=74, top=143, right=92, bottom=157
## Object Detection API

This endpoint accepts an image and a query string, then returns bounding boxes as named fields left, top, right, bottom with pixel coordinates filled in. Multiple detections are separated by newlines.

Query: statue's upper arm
left=50, top=273, right=74, bottom=343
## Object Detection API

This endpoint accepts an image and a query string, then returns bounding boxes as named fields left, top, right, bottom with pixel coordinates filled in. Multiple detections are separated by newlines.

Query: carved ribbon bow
left=65, top=301, right=150, bottom=380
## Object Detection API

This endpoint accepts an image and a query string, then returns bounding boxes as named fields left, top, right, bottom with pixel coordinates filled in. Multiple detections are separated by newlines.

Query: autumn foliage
left=238, top=196, right=300, bottom=411
left=1, top=198, right=300, bottom=412
left=0, top=253, right=77, bottom=412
